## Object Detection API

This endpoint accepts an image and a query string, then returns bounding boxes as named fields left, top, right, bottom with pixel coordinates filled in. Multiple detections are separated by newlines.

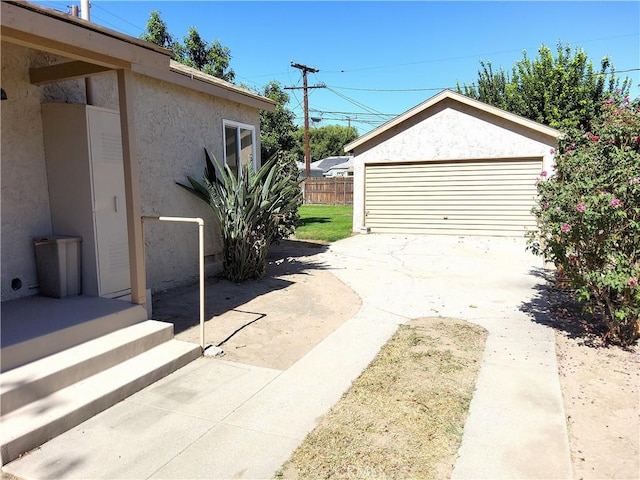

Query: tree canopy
left=141, top=10, right=234, bottom=83
left=259, top=81, right=297, bottom=160
left=292, top=124, right=359, bottom=162
left=457, top=43, right=631, bottom=131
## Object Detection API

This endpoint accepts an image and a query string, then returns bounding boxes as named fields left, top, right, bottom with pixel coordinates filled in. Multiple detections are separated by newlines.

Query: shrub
left=178, top=149, right=301, bottom=282
left=527, top=92, right=640, bottom=346
left=271, top=151, right=303, bottom=243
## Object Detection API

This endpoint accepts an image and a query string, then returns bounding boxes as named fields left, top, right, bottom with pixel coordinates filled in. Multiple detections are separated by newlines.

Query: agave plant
left=178, top=148, right=302, bottom=282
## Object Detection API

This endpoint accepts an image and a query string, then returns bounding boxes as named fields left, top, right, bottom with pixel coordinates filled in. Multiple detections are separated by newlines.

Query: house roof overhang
left=133, top=61, right=276, bottom=112
left=1, top=1, right=275, bottom=112
left=344, top=89, right=563, bottom=153
left=1, top=1, right=171, bottom=70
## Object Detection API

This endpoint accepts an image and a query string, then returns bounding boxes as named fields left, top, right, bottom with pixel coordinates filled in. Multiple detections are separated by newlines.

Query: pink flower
left=540, top=170, right=548, bottom=178
left=561, top=223, right=571, bottom=233
left=631, top=177, right=640, bottom=185
left=635, top=136, right=640, bottom=143
left=605, top=98, right=614, bottom=105
left=550, top=148, right=556, bottom=154
left=591, top=135, right=599, bottom=141
left=542, top=201, right=550, bottom=209
left=629, top=277, right=638, bottom=287
left=610, top=198, right=621, bottom=208
left=576, top=204, right=586, bottom=213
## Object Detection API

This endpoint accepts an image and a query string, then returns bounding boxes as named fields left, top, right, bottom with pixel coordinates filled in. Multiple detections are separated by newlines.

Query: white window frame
left=222, top=119, right=257, bottom=177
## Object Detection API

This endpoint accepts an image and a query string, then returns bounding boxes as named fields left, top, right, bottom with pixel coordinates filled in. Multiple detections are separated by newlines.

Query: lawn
left=294, top=205, right=353, bottom=243
left=275, top=317, right=487, bottom=479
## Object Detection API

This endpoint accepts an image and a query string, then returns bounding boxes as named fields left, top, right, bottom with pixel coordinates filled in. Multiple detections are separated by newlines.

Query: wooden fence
left=302, top=177, right=354, bottom=205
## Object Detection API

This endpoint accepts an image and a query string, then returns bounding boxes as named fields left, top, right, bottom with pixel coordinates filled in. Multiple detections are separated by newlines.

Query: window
left=223, top=120, right=256, bottom=177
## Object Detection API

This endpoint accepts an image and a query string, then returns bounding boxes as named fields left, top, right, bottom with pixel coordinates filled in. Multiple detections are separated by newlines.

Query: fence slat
left=302, top=177, right=354, bottom=205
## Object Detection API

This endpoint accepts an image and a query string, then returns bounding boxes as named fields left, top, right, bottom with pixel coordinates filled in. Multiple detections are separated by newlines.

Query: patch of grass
left=275, top=318, right=487, bottom=480
left=294, top=205, right=353, bottom=243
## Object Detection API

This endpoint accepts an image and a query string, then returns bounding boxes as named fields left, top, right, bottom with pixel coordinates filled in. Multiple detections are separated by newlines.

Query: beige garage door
left=364, top=158, right=541, bottom=236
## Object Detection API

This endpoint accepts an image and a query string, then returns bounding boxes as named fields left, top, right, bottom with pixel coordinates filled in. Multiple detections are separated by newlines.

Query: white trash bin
left=34, top=236, right=82, bottom=298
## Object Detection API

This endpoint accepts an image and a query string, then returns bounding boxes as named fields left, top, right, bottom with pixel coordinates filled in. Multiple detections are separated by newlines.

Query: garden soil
left=152, top=239, right=361, bottom=370
left=152, top=239, right=639, bottom=478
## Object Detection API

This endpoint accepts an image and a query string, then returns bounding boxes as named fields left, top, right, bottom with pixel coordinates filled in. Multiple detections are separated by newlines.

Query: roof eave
left=1, top=1, right=171, bottom=70
left=345, top=89, right=562, bottom=152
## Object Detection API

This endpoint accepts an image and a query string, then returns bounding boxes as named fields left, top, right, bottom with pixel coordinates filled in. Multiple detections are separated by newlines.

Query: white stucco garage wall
left=351, top=99, right=557, bottom=231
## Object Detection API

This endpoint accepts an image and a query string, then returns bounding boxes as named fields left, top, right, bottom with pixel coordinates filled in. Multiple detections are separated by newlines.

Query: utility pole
left=288, top=62, right=320, bottom=178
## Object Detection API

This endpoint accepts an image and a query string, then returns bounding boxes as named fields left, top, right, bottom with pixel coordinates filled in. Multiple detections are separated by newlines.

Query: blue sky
left=36, top=1, right=640, bottom=135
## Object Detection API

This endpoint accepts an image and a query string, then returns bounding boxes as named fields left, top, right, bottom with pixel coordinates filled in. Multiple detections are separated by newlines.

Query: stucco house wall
left=1, top=43, right=88, bottom=301
left=350, top=96, right=557, bottom=231
left=136, top=73, right=261, bottom=291
left=90, top=71, right=262, bottom=291
left=1, top=40, right=266, bottom=300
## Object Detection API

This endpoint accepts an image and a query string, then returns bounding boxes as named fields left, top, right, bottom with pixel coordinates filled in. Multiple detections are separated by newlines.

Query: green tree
left=457, top=43, right=631, bottom=131
left=140, top=11, right=234, bottom=83
left=180, top=27, right=235, bottom=82
left=259, top=81, right=297, bottom=160
left=292, top=124, right=359, bottom=162
left=140, top=10, right=181, bottom=59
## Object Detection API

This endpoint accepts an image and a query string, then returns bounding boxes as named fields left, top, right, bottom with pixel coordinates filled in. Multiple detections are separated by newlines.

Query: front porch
left=1, top=295, right=147, bottom=372
left=0, top=295, right=201, bottom=465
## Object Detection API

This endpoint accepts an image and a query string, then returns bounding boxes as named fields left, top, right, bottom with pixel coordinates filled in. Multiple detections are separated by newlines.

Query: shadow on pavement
left=152, top=239, right=331, bottom=335
left=519, top=267, right=607, bottom=347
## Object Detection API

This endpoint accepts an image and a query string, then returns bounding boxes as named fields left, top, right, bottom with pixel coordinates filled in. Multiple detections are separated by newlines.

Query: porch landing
left=1, top=295, right=146, bottom=372
left=0, top=295, right=201, bottom=465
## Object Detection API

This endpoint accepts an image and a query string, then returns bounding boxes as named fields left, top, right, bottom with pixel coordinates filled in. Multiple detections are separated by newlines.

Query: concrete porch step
left=1, top=296, right=148, bottom=372
left=1, top=320, right=175, bottom=416
left=1, top=338, right=201, bottom=465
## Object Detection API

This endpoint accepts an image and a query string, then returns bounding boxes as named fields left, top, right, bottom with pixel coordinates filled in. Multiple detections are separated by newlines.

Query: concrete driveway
left=2, top=234, right=572, bottom=479
left=323, top=234, right=572, bottom=479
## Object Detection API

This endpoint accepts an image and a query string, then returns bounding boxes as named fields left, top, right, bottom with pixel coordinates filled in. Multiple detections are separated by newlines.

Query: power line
left=325, top=87, right=387, bottom=117
left=91, top=3, right=146, bottom=35
left=323, top=67, right=639, bottom=94
left=321, top=34, right=640, bottom=74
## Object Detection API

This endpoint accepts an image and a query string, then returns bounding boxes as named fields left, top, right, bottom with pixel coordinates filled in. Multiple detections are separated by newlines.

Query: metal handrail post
left=141, top=216, right=206, bottom=350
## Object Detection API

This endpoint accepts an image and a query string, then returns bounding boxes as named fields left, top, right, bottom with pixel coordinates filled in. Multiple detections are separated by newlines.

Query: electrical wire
left=321, top=34, right=639, bottom=74
left=91, top=2, right=146, bottom=35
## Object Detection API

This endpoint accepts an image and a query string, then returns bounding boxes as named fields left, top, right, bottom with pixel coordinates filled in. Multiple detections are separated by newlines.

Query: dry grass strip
left=275, top=317, right=487, bottom=479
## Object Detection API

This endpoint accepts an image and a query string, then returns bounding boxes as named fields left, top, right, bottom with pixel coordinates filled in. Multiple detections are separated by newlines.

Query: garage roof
left=344, top=89, right=562, bottom=153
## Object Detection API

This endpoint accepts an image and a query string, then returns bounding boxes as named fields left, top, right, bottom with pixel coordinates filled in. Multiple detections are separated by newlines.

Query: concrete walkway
left=2, top=234, right=572, bottom=479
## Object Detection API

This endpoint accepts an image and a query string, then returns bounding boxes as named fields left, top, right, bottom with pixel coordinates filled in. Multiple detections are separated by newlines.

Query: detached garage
left=345, top=90, right=561, bottom=237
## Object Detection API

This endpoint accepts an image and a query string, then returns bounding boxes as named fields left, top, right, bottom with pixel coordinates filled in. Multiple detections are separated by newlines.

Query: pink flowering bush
left=527, top=92, right=640, bottom=346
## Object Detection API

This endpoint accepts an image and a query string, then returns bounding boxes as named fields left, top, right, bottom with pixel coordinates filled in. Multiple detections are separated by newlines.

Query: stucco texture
left=90, top=71, right=262, bottom=291
left=131, top=73, right=262, bottom=291
left=1, top=43, right=86, bottom=301
left=351, top=99, right=557, bottom=231
left=2, top=42, right=263, bottom=299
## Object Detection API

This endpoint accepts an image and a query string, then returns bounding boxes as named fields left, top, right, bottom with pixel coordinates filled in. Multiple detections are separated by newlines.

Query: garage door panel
left=366, top=198, right=536, bottom=207
left=367, top=179, right=537, bottom=189
left=366, top=161, right=540, bottom=175
left=364, top=159, right=541, bottom=236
